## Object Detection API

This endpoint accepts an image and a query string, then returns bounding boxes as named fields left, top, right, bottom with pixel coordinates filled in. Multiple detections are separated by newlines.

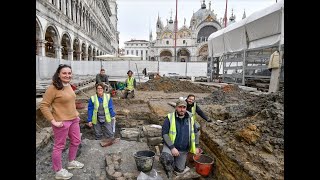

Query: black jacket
left=186, top=102, right=209, bottom=122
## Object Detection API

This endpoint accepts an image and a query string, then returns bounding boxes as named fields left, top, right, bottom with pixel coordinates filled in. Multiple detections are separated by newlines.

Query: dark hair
left=52, top=64, right=72, bottom=90
left=95, top=82, right=106, bottom=91
left=100, top=69, right=105, bottom=72
left=127, top=70, right=133, bottom=74
left=187, top=94, right=195, bottom=99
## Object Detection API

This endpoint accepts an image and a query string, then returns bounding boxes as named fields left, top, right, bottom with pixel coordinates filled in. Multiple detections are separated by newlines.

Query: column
left=76, top=51, right=82, bottom=60
left=77, top=5, right=80, bottom=24
left=55, top=0, right=59, bottom=9
left=84, top=13, right=87, bottom=31
left=82, top=53, right=88, bottom=61
left=71, top=0, right=75, bottom=21
left=62, top=0, right=66, bottom=15
left=54, top=45, right=62, bottom=59
left=89, top=49, right=93, bottom=61
left=36, top=40, right=46, bottom=57
left=68, top=48, right=73, bottom=60
left=68, top=0, right=72, bottom=18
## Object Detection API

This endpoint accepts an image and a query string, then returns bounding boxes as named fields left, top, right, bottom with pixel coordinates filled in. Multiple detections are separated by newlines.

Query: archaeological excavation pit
left=36, top=78, right=284, bottom=180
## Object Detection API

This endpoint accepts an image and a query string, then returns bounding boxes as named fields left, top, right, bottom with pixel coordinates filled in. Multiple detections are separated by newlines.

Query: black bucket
left=133, top=150, right=155, bottom=172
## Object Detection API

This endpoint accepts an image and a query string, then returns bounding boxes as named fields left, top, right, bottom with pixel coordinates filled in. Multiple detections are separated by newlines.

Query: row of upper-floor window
left=125, top=43, right=149, bottom=47
left=48, top=0, right=112, bottom=38
left=126, top=50, right=148, bottom=56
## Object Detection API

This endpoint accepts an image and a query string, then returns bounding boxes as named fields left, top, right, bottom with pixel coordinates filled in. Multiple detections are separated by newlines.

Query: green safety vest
left=167, top=112, right=196, bottom=154
left=126, top=77, right=135, bottom=90
left=90, top=93, right=111, bottom=124
left=191, top=102, right=197, bottom=122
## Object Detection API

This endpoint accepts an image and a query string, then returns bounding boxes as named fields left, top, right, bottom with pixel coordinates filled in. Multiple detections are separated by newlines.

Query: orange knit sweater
left=40, top=84, right=79, bottom=122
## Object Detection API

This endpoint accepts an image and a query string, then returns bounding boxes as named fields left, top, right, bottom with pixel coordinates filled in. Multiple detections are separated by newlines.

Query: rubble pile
left=137, top=77, right=212, bottom=93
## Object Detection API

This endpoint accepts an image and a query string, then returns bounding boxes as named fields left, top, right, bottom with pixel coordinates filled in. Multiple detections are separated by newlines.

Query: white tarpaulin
left=223, top=18, right=247, bottom=53
left=207, top=0, right=284, bottom=55
left=245, top=0, right=283, bottom=49
left=248, top=34, right=280, bottom=49
left=208, top=29, right=225, bottom=57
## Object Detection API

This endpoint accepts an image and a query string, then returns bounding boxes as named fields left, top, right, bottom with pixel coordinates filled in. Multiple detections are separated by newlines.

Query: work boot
left=160, top=152, right=174, bottom=179
left=174, top=166, right=190, bottom=176
left=167, top=171, right=173, bottom=179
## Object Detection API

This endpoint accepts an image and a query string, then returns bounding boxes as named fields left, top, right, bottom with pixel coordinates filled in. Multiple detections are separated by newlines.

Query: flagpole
left=224, top=0, right=228, bottom=27
left=174, top=0, right=178, bottom=61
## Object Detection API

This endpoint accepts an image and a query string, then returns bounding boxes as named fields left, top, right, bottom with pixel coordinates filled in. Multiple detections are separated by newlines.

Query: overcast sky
left=117, top=0, right=277, bottom=48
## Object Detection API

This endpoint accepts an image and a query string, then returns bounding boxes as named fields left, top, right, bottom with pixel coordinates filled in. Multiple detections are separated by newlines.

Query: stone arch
left=160, top=49, right=173, bottom=62
left=81, top=42, right=87, bottom=60
left=36, top=17, right=44, bottom=41
left=177, top=48, right=191, bottom=62
left=36, top=17, right=44, bottom=56
left=197, top=25, right=217, bottom=43
left=73, top=38, right=81, bottom=60
left=197, top=44, right=208, bottom=61
left=61, top=32, right=71, bottom=60
left=44, top=25, right=60, bottom=58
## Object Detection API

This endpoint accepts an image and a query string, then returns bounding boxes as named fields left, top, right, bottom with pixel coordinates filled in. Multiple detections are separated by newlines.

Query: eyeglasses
left=59, top=64, right=71, bottom=68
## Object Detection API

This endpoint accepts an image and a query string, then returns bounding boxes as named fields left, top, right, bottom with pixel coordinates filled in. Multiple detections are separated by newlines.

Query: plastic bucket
left=187, top=148, right=203, bottom=166
left=75, top=101, right=85, bottom=109
left=133, top=150, right=155, bottom=172
left=193, top=154, right=214, bottom=177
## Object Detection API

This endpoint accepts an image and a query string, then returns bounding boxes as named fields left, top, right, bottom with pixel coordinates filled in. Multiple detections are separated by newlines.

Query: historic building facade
left=124, top=40, right=149, bottom=60
left=36, top=0, right=119, bottom=61
left=148, top=0, right=237, bottom=62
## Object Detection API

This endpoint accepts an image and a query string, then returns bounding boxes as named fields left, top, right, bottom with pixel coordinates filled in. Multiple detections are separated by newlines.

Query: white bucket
left=191, top=76, right=195, bottom=82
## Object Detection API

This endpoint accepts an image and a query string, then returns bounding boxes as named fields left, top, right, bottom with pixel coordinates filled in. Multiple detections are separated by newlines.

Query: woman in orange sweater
left=40, top=64, right=84, bottom=180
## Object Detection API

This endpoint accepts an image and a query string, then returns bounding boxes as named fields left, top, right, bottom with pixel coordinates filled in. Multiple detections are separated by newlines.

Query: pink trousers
left=51, top=117, right=81, bottom=171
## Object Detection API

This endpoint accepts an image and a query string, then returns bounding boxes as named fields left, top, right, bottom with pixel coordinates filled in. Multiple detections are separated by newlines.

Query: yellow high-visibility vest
left=90, top=93, right=111, bottom=124
left=126, top=77, right=135, bottom=90
left=167, top=112, right=196, bottom=154
left=191, top=102, right=197, bottom=122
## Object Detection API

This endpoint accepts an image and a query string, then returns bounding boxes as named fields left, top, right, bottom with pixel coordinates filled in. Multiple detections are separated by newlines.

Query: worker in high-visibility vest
left=160, top=99, right=200, bottom=178
left=185, top=94, right=212, bottom=132
left=122, top=70, right=136, bottom=99
left=87, top=83, right=116, bottom=140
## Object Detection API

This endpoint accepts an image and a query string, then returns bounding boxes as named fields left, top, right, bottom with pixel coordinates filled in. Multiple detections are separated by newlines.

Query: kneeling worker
left=160, top=99, right=200, bottom=178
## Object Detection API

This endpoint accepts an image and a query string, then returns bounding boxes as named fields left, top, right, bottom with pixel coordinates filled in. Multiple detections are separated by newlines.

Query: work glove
left=206, top=119, right=213, bottom=122
left=112, top=117, right=116, bottom=121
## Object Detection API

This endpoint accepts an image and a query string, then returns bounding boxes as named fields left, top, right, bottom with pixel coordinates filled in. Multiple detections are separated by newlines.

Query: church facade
left=148, top=0, right=238, bottom=62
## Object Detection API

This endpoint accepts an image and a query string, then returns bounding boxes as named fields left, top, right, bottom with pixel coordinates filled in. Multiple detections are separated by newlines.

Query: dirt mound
left=199, top=84, right=255, bottom=105
left=137, top=77, right=212, bottom=93
left=201, top=87, right=284, bottom=179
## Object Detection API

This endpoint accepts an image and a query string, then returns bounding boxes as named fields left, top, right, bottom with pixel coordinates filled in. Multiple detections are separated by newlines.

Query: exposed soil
left=137, top=77, right=212, bottom=93
left=36, top=80, right=284, bottom=180
left=198, top=86, right=284, bottom=179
